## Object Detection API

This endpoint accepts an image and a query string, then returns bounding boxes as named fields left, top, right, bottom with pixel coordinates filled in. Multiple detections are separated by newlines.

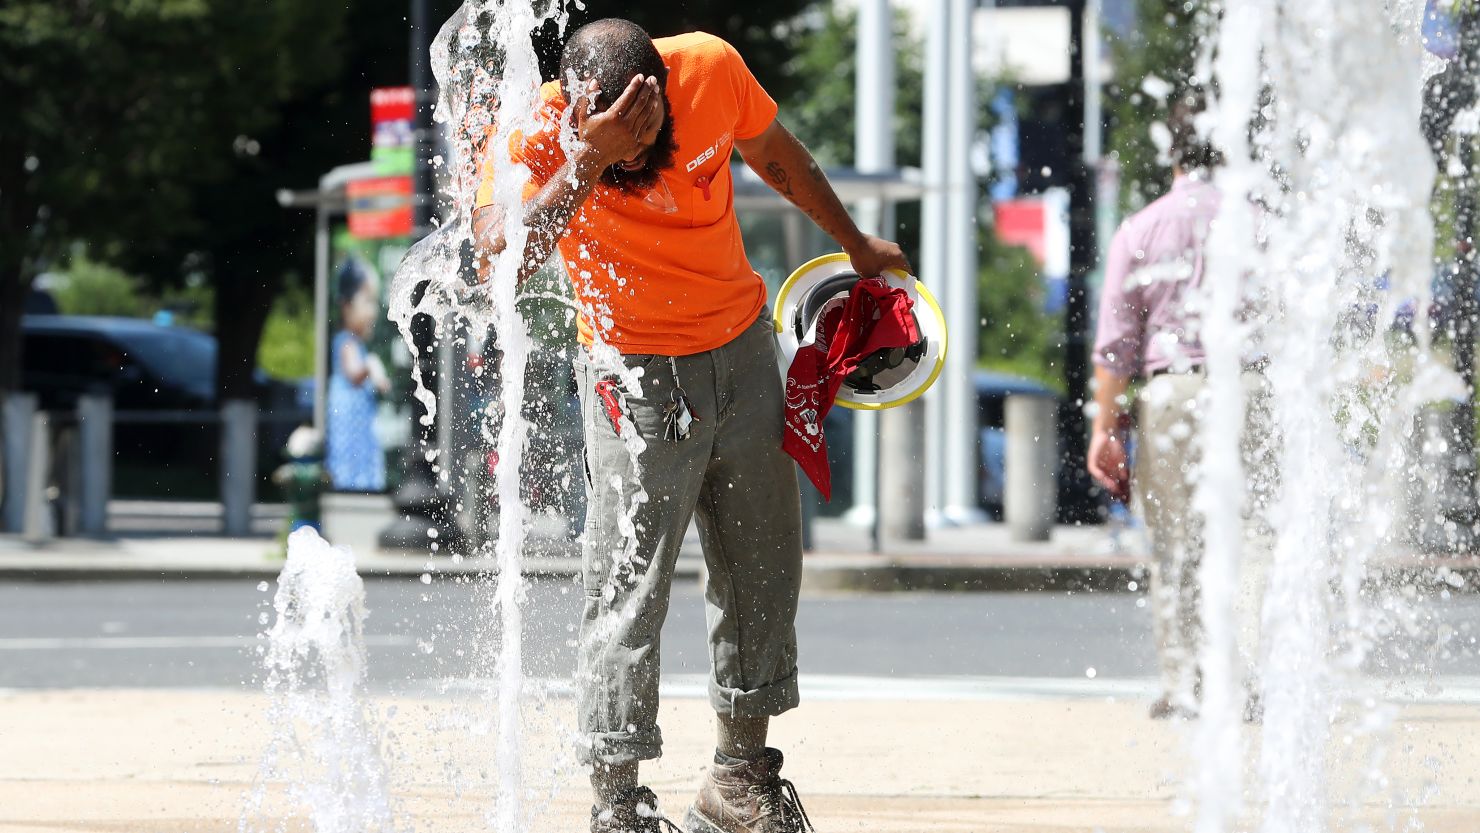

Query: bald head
left=558, top=18, right=678, bottom=194
left=559, top=18, right=667, bottom=110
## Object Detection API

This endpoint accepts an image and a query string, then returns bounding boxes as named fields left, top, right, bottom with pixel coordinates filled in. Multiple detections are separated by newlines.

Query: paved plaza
left=2, top=685, right=1477, bottom=832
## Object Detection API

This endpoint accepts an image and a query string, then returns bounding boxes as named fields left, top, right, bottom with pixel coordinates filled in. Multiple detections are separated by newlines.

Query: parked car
left=20, top=315, right=311, bottom=499
left=975, top=370, right=1104, bottom=523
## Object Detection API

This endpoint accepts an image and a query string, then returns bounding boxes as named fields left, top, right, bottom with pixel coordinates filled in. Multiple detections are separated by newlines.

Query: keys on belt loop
left=663, top=355, right=699, bottom=442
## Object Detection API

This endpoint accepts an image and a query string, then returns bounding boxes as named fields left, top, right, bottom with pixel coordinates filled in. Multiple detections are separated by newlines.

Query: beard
left=601, top=98, right=678, bottom=195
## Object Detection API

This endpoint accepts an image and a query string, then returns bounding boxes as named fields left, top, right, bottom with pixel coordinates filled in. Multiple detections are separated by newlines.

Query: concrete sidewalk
left=3, top=505, right=1477, bottom=593
left=0, top=683, right=1476, bottom=832
left=0, top=499, right=1145, bottom=589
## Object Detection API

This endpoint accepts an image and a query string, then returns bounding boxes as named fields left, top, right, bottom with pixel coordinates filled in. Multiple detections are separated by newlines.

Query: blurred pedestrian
left=326, top=257, right=390, bottom=492
left=475, top=18, right=908, bottom=833
left=1087, top=92, right=1272, bottom=721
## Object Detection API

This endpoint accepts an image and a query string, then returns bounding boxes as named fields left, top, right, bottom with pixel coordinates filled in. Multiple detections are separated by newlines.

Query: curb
left=799, top=555, right=1144, bottom=593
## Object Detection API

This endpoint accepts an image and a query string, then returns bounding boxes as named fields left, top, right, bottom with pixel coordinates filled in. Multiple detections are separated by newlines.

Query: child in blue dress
left=326, top=258, right=390, bottom=491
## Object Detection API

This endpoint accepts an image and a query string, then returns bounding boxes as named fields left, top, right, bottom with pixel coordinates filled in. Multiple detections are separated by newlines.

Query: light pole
left=1421, top=6, right=1480, bottom=540
left=1058, top=0, right=1098, bottom=522
left=379, top=0, right=452, bottom=550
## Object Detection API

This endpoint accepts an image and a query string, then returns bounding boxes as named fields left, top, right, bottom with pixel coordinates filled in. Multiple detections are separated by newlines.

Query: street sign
left=371, top=86, right=416, bottom=176
left=346, top=176, right=413, bottom=239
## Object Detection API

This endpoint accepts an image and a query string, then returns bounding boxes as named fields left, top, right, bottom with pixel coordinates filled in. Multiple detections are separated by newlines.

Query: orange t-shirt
left=477, top=32, right=779, bottom=355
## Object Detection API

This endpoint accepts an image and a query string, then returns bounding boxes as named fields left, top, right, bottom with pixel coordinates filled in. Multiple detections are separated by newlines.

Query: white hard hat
left=773, top=253, right=948, bottom=410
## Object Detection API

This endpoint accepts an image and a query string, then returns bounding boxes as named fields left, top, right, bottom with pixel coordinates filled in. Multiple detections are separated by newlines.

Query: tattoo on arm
left=765, top=161, right=795, bottom=198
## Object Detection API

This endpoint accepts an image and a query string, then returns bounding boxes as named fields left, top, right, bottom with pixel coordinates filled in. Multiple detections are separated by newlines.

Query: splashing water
left=384, top=1, right=660, bottom=829
left=1194, top=1, right=1462, bottom=831
left=386, top=4, right=562, bottom=828
left=244, top=528, right=398, bottom=833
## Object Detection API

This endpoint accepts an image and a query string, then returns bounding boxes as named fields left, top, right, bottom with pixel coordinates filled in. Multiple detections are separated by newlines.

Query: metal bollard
left=1, top=393, right=38, bottom=533
left=77, top=394, right=114, bottom=535
left=22, top=411, right=52, bottom=544
left=877, top=400, right=927, bottom=545
left=220, top=399, right=259, bottom=536
left=1005, top=394, right=1057, bottom=542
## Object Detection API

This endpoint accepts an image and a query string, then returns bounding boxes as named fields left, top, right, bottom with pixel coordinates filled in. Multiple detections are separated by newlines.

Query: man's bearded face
left=598, top=89, right=678, bottom=194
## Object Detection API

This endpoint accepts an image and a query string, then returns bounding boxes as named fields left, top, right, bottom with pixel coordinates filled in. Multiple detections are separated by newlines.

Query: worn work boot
left=684, top=748, right=815, bottom=833
left=591, top=786, right=681, bottom=833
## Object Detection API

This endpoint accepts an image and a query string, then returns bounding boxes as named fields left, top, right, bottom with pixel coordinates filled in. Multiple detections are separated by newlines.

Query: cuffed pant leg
left=574, top=353, right=712, bottom=766
left=695, top=314, right=803, bottom=720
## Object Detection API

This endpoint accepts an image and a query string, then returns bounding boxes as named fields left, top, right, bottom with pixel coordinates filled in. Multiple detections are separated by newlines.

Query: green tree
left=978, top=236, right=1063, bottom=388
left=256, top=285, right=315, bottom=380
left=48, top=254, right=150, bottom=319
left=774, top=5, right=925, bottom=168
left=0, top=1, right=349, bottom=396
left=1104, top=0, right=1213, bottom=212
left=542, top=1, right=816, bottom=101
left=48, top=250, right=214, bottom=328
left=779, top=7, right=1064, bottom=384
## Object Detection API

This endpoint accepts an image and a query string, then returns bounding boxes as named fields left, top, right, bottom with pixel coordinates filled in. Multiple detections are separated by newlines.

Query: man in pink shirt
left=1087, top=98, right=1270, bottom=721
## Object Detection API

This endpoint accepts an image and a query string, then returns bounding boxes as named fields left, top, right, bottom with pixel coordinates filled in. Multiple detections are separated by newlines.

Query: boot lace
left=596, top=790, right=684, bottom=833
left=749, top=778, right=815, bottom=833
left=628, top=803, right=684, bottom=833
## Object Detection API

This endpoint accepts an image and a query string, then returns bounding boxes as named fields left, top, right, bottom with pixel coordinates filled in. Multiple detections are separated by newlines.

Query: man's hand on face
left=844, top=234, right=914, bottom=280
left=571, top=74, right=663, bottom=172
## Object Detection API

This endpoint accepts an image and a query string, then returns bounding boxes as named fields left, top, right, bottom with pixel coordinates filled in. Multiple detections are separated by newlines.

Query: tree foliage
left=49, top=252, right=214, bottom=330
left=0, top=0, right=352, bottom=395
left=541, top=0, right=816, bottom=100
left=4, top=0, right=818, bottom=400
left=771, top=5, right=924, bottom=168
left=1104, top=0, right=1213, bottom=213
left=978, top=236, right=1063, bottom=389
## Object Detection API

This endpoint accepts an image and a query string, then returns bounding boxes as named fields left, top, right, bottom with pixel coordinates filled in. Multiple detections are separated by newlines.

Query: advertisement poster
left=320, top=86, right=419, bottom=494
left=325, top=232, right=410, bottom=494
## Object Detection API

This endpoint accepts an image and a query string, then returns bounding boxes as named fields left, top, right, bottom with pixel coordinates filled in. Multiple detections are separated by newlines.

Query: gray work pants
left=1135, top=370, right=1275, bottom=704
left=573, top=310, right=803, bottom=765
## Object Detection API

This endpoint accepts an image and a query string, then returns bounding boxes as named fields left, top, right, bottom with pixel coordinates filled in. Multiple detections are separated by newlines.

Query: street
left=5, top=578, right=1480, bottom=833
left=2, top=577, right=1476, bottom=693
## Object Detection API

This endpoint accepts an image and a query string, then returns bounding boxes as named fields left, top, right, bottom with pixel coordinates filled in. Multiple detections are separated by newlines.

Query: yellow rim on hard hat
left=773, top=252, right=949, bottom=411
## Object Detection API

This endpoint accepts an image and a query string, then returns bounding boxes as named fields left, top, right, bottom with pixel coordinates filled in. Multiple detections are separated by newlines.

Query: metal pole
left=844, top=0, right=894, bottom=531
left=856, top=0, right=926, bottom=545
left=1059, top=0, right=1098, bottom=522
left=312, top=197, right=331, bottom=433
left=1005, top=394, right=1057, bottom=541
left=220, top=399, right=259, bottom=536
left=1451, top=12, right=1480, bottom=521
left=940, top=0, right=984, bottom=523
left=380, top=0, right=454, bottom=550
left=855, top=0, right=895, bottom=220
left=1083, top=0, right=1103, bottom=164
left=77, top=394, right=112, bottom=536
left=22, top=411, right=51, bottom=544
left=411, top=0, right=435, bottom=239
left=921, top=0, right=952, bottom=524
left=1419, top=8, right=1480, bottom=542
left=1, top=393, right=37, bottom=532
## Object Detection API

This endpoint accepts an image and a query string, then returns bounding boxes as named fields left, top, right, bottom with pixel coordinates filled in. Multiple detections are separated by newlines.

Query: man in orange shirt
left=477, top=19, right=909, bottom=833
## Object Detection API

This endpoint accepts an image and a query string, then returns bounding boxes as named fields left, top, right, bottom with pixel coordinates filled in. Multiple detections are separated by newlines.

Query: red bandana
left=782, top=277, right=920, bottom=500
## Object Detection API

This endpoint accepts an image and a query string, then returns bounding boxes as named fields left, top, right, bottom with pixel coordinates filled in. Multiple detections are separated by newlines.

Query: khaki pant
left=1135, top=371, right=1275, bottom=704
left=573, top=310, right=803, bottom=765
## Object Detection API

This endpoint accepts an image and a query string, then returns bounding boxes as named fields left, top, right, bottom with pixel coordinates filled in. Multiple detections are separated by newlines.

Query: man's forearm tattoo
left=765, top=161, right=795, bottom=198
